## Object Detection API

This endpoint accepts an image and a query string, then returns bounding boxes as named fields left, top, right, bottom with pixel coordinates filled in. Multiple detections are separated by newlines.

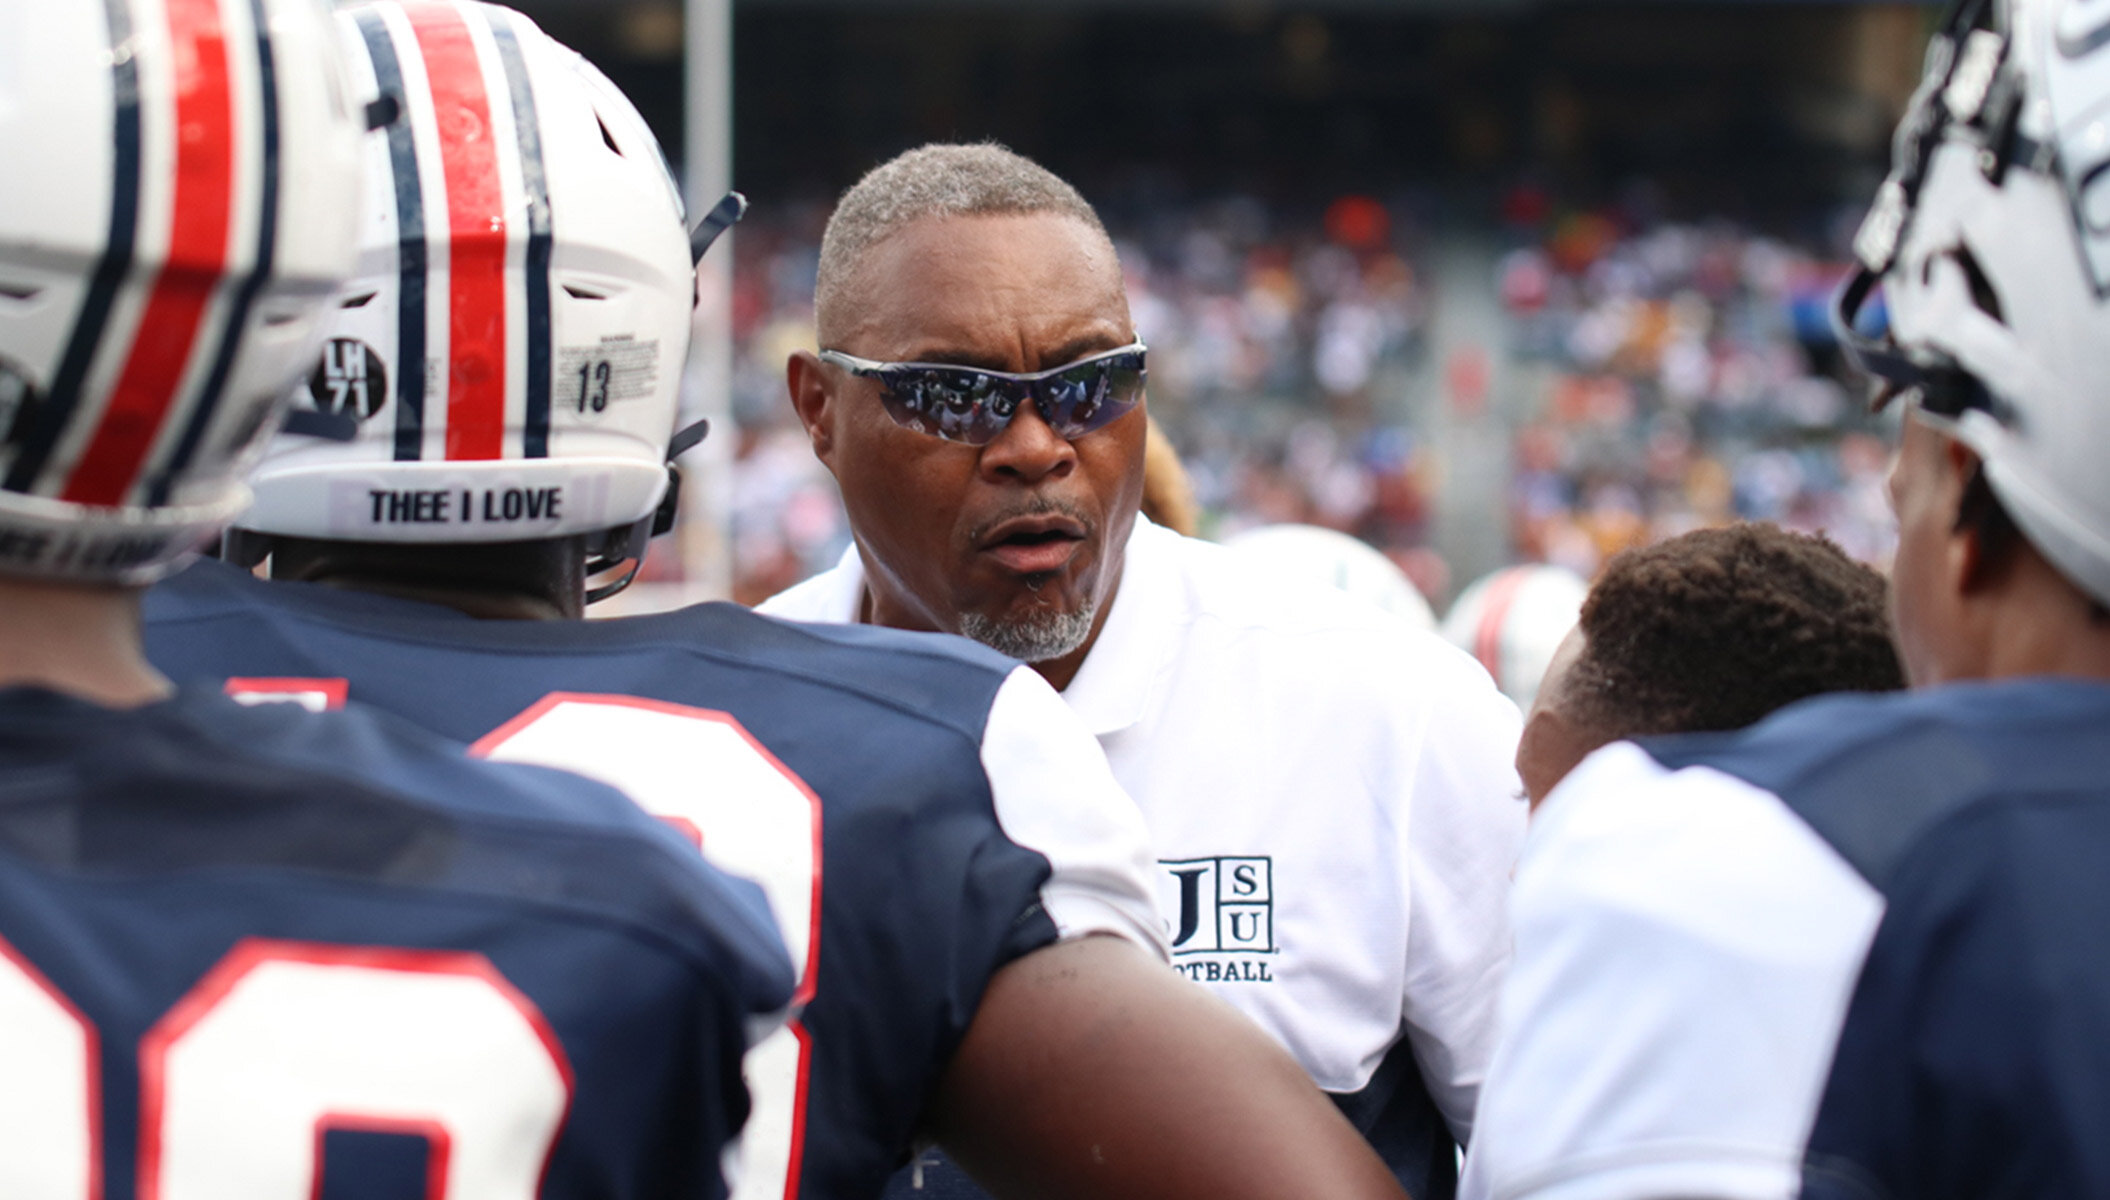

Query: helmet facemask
left=1834, top=0, right=2110, bottom=608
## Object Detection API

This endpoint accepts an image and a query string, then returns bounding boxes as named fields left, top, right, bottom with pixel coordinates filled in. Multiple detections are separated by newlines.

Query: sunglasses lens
left=868, top=351, right=1145, bottom=445
left=876, top=369, right=1007, bottom=445
left=1043, top=354, right=1146, bottom=437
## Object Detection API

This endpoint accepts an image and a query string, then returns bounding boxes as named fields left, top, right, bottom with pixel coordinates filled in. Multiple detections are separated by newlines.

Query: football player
left=1514, top=522, right=1902, bottom=808
left=143, top=4, right=1412, bottom=1199
left=0, top=2, right=794, bottom=1197
left=1463, top=0, right=2110, bottom=1196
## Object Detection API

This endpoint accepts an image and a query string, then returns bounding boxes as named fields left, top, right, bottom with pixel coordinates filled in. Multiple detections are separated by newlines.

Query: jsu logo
left=1159, top=856, right=1275, bottom=955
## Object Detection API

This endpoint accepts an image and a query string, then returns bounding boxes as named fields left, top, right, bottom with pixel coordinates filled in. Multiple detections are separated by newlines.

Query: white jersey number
left=0, top=936, right=570, bottom=1199
left=472, top=693, right=824, bottom=1200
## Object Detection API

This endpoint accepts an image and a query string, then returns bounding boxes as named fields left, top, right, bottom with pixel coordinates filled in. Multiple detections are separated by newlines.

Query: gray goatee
left=958, top=601, right=1097, bottom=663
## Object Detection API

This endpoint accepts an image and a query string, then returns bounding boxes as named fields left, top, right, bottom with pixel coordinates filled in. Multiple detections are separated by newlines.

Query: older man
left=762, top=143, right=1525, bottom=1198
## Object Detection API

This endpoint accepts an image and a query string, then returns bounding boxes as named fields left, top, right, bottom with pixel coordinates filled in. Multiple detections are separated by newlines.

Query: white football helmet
left=1835, top=0, right=2110, bottom=605
left=1440, top=564, right=1589, bottom=708
left=1222, top=524, right=1438, bottom=630
left=0, top=0, right=361, bottom=583
left=234, top=0, right=718, bottom=598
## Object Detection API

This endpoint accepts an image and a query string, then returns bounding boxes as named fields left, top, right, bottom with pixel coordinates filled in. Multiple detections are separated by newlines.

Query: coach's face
left=788, top=212, right=1145, bottom=688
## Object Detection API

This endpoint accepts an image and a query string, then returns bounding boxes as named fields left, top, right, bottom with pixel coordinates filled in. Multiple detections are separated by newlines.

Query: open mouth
left=979, top=514, right=1087, bottom=575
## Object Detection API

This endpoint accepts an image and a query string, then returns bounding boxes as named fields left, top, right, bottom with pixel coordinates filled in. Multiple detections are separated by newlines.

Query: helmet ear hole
left=362, top=94, right=400, bottom=131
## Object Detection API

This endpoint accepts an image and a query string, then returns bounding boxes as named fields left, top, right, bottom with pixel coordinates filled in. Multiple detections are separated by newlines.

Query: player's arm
left=1461, top=742, right=1883, bottom=1200
left=1391, top=639, right=1529, bottom=1142
left=931, top=933, right=1409, bottom=1200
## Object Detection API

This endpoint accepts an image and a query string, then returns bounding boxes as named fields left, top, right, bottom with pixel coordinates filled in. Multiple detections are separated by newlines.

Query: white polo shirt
left=760, top=516, right=1527, bottom=1149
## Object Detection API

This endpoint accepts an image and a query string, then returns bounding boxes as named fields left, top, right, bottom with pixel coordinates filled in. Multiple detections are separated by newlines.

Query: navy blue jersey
left=1641, top=679, right=2110, bottom=1200
left=145, top=559, right=1162, bottom=1200
left=0, top=682, right=790, bottom=1200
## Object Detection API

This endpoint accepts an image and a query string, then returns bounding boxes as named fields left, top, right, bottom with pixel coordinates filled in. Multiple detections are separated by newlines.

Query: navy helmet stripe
left=146, top=0, right=281, bottom=507
left=5, top=0, right=145, bottom=496
left=490, top=12, right=552, bottom=458
left=354, top=8, right=428, bottom=463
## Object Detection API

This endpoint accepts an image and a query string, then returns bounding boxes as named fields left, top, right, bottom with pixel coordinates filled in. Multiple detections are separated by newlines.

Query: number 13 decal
left=473, top=694, right=823, bottom=1200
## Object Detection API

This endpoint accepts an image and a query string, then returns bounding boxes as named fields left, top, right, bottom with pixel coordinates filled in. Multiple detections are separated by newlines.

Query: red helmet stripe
left=3, top=0, right=145, bottom=498
left=406, top=2, right=508, bottom=462
left=61, top=0, right=241, bottom=506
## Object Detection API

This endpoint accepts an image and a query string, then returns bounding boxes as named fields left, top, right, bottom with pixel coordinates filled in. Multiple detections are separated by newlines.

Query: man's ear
left=786, top=350, right=835, bottom=465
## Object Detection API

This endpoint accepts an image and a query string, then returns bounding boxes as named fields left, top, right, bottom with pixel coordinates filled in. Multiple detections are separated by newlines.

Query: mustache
left=966, top=497, right=1095, bottom=546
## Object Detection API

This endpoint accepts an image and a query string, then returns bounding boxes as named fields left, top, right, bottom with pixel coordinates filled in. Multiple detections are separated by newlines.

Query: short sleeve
left=1461, top=743, right=1884, bottom=1200
left=979, top=666, right=1169, bottom=960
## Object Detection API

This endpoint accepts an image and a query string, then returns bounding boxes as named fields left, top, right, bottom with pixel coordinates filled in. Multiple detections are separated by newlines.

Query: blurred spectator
left=1498, top=209, right=1897, bottom=580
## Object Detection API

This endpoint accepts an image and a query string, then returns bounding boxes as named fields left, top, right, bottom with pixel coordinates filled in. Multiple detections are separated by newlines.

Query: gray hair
left=814, top=142, right=1113, bottom=341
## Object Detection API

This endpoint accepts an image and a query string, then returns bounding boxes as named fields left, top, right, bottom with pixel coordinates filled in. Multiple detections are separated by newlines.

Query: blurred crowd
left=1495, top=195, right=1897, bottom=581
left=724, top=188, right=1896, bottom=609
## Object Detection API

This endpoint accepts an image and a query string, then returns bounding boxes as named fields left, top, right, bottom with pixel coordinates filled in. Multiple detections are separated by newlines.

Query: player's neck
left=1979, top=606, right=2110, bottom=683
left=0, top=578, right=171, bottom=708
left=309, top=575, right=579, bottom=621
left=268, top=537, right=586, bottom=621
left=1951, top=554, right=2110, bottom=684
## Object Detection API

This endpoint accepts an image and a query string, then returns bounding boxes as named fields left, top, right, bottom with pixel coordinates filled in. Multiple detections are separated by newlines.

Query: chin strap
left=689, top=192, right=746, bottom=266
left=582, top=520, right=652, bottom=605
left=220, top=527, right=272, bottom=569
left=582, top=417, right=714, bottom=604
left=668, top=416, right=711, bottom=459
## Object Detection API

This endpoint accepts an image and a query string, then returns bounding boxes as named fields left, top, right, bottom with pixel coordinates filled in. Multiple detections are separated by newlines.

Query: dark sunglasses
left=817, top=341, right=1147, bottom=446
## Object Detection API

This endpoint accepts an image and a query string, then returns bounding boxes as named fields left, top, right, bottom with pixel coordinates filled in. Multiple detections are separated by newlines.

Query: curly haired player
left=1516, top=522, right=1904, bottom=808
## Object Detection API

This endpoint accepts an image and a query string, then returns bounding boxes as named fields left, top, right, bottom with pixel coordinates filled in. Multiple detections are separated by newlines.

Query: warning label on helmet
left=558, top=336, right=658, bottom=417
